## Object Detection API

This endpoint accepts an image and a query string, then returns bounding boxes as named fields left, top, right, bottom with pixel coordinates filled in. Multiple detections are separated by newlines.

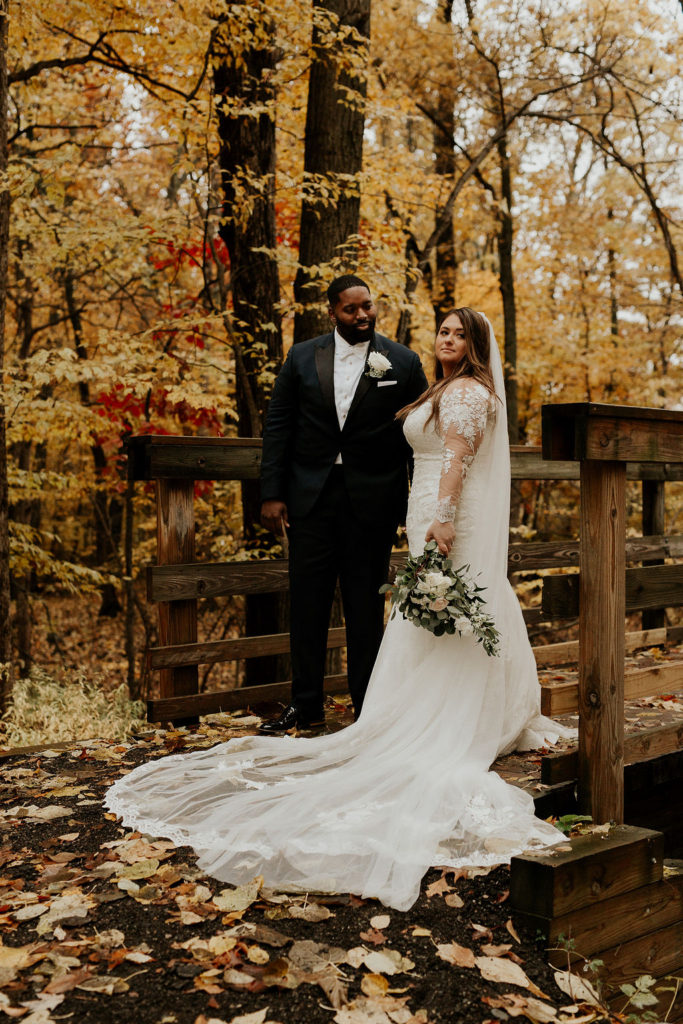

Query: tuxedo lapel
left=344, top=335, right=387, bottom=428
left=314, top=335, right=336, bottom=419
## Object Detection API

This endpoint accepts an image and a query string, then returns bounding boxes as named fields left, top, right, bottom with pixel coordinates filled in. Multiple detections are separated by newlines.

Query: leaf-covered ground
left=1, top=711, right=650, bottom=1024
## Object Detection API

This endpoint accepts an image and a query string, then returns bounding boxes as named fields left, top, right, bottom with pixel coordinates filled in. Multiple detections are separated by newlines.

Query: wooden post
left=579, top=460, right=626, bottom=823
left=642, top=479, right=666, bottom=630
left=156, top=480, right=198, bottom=724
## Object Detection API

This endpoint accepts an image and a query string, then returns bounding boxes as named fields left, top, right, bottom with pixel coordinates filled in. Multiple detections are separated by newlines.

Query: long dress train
left=105, top=322, right=568, bottom=911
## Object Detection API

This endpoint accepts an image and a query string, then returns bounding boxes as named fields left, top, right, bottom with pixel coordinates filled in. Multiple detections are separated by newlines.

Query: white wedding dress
left=105, top=322, right=568, bottom=911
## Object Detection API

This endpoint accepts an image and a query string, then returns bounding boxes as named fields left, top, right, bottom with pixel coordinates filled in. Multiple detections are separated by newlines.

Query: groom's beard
left=336, top=320, right=377, bottom=346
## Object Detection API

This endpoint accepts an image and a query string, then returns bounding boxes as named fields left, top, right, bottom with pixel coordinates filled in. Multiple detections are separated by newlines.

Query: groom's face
left=330, top=286, right=377, bottom=345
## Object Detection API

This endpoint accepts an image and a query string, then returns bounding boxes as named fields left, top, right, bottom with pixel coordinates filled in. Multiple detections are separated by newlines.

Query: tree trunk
left=431, top=0, right=457, bottom=325
left=496, top=136, right=518, bottom=445
left=0, top=0, right=13, bottom=712
left=292, top=0, right=371, bottom=343
left=212, top=2, right=284, bottom=686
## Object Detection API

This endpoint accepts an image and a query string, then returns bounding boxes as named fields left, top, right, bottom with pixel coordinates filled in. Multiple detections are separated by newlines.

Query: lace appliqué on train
left=435, top=381, right=494, bottom=524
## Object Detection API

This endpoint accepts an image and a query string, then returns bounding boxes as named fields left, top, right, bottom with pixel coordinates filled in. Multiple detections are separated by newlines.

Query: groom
left=259, top=274, right=428, bottom=733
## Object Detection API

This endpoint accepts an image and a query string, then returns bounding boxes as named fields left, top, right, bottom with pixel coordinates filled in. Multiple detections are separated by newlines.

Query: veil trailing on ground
left=105, top=314, right=570, bottom=911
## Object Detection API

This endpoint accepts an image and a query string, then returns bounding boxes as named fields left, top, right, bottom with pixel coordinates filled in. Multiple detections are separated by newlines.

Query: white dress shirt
left=333, top=328, right=370, bottom=464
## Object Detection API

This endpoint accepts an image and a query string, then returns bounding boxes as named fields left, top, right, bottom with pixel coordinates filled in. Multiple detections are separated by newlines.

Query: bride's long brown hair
left=397, top=307, right=496, bottom=432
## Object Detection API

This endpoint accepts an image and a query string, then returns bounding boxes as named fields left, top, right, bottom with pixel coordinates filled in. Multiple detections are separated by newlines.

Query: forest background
left=0, top=0, right=681, bottom=742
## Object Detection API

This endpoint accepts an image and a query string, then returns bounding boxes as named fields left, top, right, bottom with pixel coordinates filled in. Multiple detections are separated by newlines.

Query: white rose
left=367, top=351, right=392, bottom=373
left=455, top=617, right=474, bottom=636
left=423, top=571, right=451, bottom=595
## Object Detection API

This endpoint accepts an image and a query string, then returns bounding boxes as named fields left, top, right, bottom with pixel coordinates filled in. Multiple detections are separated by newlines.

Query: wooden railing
left=542, top=402, right=683, bottom=823
left=128, top=408, right=683, bottom=818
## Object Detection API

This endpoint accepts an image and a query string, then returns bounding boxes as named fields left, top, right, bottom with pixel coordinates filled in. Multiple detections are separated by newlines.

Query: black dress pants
left=288, top=467, right=395, bottom=720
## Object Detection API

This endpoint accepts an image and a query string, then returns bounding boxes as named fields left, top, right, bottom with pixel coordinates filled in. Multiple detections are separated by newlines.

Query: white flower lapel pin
left=365, top=351, right=392, bottom=380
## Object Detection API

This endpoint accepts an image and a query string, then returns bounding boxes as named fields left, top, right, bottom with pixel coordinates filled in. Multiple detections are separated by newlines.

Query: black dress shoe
left=258, top=703, right=325, bottom=735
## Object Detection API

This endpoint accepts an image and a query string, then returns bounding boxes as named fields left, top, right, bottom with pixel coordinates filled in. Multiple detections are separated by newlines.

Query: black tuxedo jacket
left=260, top=332, right=428, bottom=525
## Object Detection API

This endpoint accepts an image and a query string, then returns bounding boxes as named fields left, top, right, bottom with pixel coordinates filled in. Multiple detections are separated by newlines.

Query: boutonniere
left=365, top=351, right=392, bottom=379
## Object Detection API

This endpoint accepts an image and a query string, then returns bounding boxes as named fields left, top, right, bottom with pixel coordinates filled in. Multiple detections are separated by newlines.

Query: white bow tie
left=337, top=341, right=367, bottom=360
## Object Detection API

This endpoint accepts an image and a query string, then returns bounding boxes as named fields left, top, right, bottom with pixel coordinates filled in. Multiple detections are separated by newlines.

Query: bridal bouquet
left=380, top=541, right=500, bottom=656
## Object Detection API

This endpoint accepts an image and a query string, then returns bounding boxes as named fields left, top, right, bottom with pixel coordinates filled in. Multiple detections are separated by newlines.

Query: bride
left=105, top=308, right=567, bottom=912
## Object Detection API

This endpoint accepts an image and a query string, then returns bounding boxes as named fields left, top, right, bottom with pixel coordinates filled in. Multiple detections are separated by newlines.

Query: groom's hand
left=425, top=520, right=455, bottom=555
left=261, top=500, right=289, bottom=536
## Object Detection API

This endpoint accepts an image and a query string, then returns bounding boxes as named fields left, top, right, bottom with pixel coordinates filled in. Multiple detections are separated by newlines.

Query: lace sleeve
left=435, top=380, right=494, bottom=524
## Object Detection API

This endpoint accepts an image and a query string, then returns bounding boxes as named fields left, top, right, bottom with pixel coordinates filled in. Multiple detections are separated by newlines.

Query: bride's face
left=435, top=314, right=467, bottom=376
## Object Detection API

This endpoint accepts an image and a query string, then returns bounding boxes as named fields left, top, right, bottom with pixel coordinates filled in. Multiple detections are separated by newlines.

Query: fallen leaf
left=471, top=923, right=494, bottom=943
left=213, top=878, right=263, bottom=914
left=230, top=1011, right=270, bottom=1024
left=287, top=902, right=332, bottom=922
left=76, top=975, right=130, bottom=995
left=360, top=929, right=386, bottom=946
left=476, top=957, right=548, bottom=999
left=13, top=905, right=49, bottom=922
left=480, top=943, right=513, bottom=958
left=552, top=970, right=601, bottom=1006
left=436, top=942, right=476, bottom=968
left=247, top=946, right=269, bottom=965
left=35, top=890, right=93, bottom=936
left=425, top=876, right=452, bottom=898
left=483, top=993, right=560, bottom=1022
left=506, top=919, right=522, bottom=943
left=118, top=858, right=160, bottom=880
left=361, top=974, right=390, bottom=998
left=444, top=892, right=464, bottom=908
left=362, top=949, right=415, bottom=976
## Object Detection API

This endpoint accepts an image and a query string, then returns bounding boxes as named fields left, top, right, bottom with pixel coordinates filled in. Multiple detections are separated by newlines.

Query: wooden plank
left=533, top=626, right=675, bottom=668
left=541, top=722, right=683, bottom=786
left=147, top=537, right=683, bottom=605
left=156, top=480, right=198, bottom=715
left=510, top=535, right=683, bottom=574
left=148, top=552, right=410, bottom=602
left=147, top=673, right=348, bottom=722
left=148, top=560, right=291, bottom=600
left=127, top=435, right=262, bottom=481
left=150, top=623, right=678, bottom=674
left=543, top=563, right=683, bottom=619
left=540, top=660, right=683, bottom=716
left=517, top=874, right=683, bottom=959
left=599, top=919, right=683, bottom=995
left=642, top=479, right=666, bottom=629
left=509, top=825, right=664, bottom=919
left=543, top=403, right=683, bottom=463
left=578, top=459, right=625, bottom=823
left=128, top=435, right=683, bottom=484
left=148, top=626, right=348, bottom=669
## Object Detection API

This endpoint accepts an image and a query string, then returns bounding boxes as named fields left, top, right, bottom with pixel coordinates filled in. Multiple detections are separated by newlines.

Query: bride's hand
left=425, top=520, right=455, bottom=555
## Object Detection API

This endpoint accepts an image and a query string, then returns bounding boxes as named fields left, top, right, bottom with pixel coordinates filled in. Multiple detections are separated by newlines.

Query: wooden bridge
left=128, top=402, right=683, bottom=1012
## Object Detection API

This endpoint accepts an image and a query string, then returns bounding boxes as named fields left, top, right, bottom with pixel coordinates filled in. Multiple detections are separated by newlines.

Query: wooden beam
left=542, top=403, right=683, bottom=463
left=578, top=459, right=626, bottom=823
left=149, top=623, right=681, bottom=673
left=510, top=824, right=663, bottom=919
left=642, top=479, right=667, bottom=630
left=147, top=673, right=348, bottom=722
left=541, top=721, right=683, bottom=785
left=156, top=480, right=198, bottom=720
left=126, top=435, right=262, bottom=481
left=542, top=562, right=683, bottom=619
left=533, top=626, right=683, bottom=668
left=148, top=626, right=348, bottom=669
left=518, top=874, right=683, bottom=959
left=540, top=660, right=683, bottom=716
left=598, top=920, right=683, bottom=996
left=126, top=436, right=683, bottom=484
